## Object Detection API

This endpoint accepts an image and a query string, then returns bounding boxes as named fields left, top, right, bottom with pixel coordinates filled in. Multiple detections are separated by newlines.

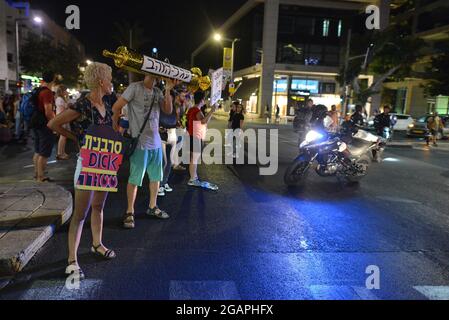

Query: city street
left=1, top=119, right=449, bottom=300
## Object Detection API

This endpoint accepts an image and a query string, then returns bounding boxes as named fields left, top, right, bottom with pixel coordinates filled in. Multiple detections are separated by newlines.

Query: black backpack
left=29, top=87, right=51, bottom=129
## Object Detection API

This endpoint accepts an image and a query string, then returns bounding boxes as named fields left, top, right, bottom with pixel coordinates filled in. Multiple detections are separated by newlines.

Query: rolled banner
left=142, top=55, right=192, bottom=83
left=103, top=46, right=211, bottom=92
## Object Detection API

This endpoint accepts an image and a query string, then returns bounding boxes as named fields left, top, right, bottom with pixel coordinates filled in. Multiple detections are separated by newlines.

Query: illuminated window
left=323, top=19, right=330, bottom=37
left=338, top=20, right=342, bottom=37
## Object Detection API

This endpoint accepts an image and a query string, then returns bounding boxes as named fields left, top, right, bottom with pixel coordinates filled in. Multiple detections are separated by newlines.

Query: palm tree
left=112, top=21, right=150, bottom=83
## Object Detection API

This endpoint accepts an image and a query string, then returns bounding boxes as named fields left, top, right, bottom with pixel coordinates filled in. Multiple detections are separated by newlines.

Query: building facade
left=382, top=0, right=449, bottom=117
left=194, top=0, right=389, bottom=117
left=0, top=1, right=85, bottom=95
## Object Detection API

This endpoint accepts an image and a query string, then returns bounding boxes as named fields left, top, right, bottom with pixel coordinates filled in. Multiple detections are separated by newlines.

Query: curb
left=0, top=183, right=73, bottom=280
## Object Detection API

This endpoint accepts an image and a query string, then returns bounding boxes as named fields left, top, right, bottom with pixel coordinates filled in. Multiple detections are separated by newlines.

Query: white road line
left=375, top=196, right=422, bottom=205
left=169, top=281, right=241, bottom=300
left=309, top=285, right=380, bottom=300
left=414, top=286, right=449, bottom=300
left=19, top=279, right=103, bottom=300
left=352, top=286, right=380, bottom=300
left=23, top=160, right=57, bottom=169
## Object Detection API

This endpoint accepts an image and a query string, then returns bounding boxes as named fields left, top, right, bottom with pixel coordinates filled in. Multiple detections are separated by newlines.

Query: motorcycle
left=284, top=129, right=379, bottom=187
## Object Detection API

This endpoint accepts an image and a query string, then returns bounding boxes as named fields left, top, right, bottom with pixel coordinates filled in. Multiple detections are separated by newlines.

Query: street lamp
left=15, top=16, right=43, bottom=87
left=213, top=33, right=240, bottom=84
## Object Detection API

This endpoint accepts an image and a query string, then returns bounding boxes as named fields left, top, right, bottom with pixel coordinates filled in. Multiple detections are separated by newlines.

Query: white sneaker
left=164, top=184, right=173, bottom=192
left=158, top=187, right=165, bottom=197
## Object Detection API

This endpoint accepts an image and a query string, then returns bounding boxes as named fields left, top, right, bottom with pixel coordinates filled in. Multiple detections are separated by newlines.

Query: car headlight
left=408, top=124, right=414, bottom=129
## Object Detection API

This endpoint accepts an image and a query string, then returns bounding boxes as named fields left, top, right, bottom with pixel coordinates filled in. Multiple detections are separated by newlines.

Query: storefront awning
left=232, top=77, right=260, bottom=101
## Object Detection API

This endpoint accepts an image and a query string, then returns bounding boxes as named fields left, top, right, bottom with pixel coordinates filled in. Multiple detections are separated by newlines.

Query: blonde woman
left=48, top=62, right=116, bottom=279
left=55, top=85, right=70, bottom=160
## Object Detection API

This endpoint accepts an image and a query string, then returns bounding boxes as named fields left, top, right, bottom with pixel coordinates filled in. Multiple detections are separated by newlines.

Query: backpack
left=28, top=87, right=51, bottom=129
left=20, top=87, right=46, bottom=123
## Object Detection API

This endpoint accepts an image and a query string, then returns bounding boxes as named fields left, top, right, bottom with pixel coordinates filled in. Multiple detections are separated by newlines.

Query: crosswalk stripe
left=309, top=285, right=380, bottom=300
left=414, top=286, right=449, bottom=300
left=19, top=279, right=102, bottom=300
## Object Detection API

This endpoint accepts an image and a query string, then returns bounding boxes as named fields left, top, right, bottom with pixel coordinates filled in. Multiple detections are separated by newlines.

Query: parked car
left=407, top=114, right=449, bottom=139
left=392, top=114, right=414, bottom=131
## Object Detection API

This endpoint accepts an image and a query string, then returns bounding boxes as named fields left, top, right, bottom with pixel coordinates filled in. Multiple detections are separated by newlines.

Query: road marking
left=169, top=281, right=241, bottom=300
left=19, top=279, right=103, bottom=300
left=24, top=160, right=57, bottom=169
left=309, top=285, right=380, bottom=300
left=375, top=196, right=421, bottom=205
left=414, top=286, right=449, bottom=300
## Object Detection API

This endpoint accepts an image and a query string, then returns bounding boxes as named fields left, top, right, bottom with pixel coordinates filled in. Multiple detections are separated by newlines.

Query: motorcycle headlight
left=305, top=130, right=324, bottom=144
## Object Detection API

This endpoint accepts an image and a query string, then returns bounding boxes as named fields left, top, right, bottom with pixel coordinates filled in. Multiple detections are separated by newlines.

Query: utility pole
left=342, top=29, right=352, bottom=117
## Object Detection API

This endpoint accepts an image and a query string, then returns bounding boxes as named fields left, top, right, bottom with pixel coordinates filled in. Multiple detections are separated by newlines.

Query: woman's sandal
left=65, top=261, right=85, bottom=280
left=91, top=244, right=116, bottom=260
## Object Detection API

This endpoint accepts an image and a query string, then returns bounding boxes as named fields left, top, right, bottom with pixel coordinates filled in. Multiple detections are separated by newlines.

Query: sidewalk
left=0, top=183, right=72, bottom=284
left=0, top=138, right=74, bottom=289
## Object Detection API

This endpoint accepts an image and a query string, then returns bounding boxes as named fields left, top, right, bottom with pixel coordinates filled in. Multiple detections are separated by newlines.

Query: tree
left=112, top=21, right=149, bottom=52
left=20, top=37, right=83, bottom=87
left=112, top=21, right=150, bottom=84
left=339, top=20, right=424, bottom=106
left=422, top=43, right=449, bottom=97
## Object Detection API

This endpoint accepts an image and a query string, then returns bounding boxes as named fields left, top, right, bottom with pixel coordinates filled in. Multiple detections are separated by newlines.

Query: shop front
left=233, top=73, right=341, bottom=117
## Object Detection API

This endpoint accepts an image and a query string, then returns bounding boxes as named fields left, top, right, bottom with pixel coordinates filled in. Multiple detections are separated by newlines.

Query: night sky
left=28, top=0, right=248, bottom=65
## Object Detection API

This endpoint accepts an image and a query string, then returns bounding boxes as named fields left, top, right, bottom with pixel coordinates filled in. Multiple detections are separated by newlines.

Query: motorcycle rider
left=293, top=98, right=314, bottom=144
left=350, top=105, right=366, bottom=128
left=374, top=105, right=394, bottom=137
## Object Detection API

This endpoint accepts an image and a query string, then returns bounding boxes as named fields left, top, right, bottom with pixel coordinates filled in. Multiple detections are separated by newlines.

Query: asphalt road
left=1, top=119, right=449, bottom=300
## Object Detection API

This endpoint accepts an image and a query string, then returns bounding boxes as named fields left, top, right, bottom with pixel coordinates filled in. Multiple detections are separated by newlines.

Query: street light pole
left=14, top=16, right=43, bottom=92
left=342, top=28, right=352, bottom=117
left=230, top=38, right=240, bottom=83
left=15, top=19, right=23, bottom=85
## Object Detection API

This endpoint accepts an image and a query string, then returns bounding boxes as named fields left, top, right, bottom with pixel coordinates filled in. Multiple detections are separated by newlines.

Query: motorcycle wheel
left=344, top=154, right=371, bottom=183
left=284, top=160, right=310, bottom=187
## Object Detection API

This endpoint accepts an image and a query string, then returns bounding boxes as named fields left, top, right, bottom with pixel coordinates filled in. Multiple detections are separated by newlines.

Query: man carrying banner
left=112, top=75, right=178, bottom=229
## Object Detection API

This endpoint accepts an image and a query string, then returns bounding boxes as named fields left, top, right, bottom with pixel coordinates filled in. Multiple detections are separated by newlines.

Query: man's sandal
left=123, top=213, right=135, bottom=229
left=91, top=244, right=117, bottom=260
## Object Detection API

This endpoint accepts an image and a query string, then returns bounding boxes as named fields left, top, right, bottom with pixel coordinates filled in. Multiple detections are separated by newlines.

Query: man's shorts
left=129, top=148, right=163, bottom=187
left=33, top=127, right=55, bottom=158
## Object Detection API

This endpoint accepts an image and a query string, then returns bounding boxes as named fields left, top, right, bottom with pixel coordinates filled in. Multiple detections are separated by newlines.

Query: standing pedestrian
left=13, top=94, right=22, bottom=140
left=231, top=103, right=245, bottom=158
left=187, top=90, right=217, bottom=187
left=173, top=91, right=189, bottom=171
left=32, top=72, right=56, bottom=182
left=112, top=75, right=178, bottom=229
left=275, top=105, right=280, bottom=124
left=48, top=62, right=116, bottom=279
left=159, top=90, right=178, bottom=197
left=328, top=105, right=340, bottom=133
left=55, top=85, right=70, bottom=160
left=225, top=101, right=238, bottom=147
left=265, top=104, right=270, bottom=124
left=427, top=112, right=444, bottom=147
